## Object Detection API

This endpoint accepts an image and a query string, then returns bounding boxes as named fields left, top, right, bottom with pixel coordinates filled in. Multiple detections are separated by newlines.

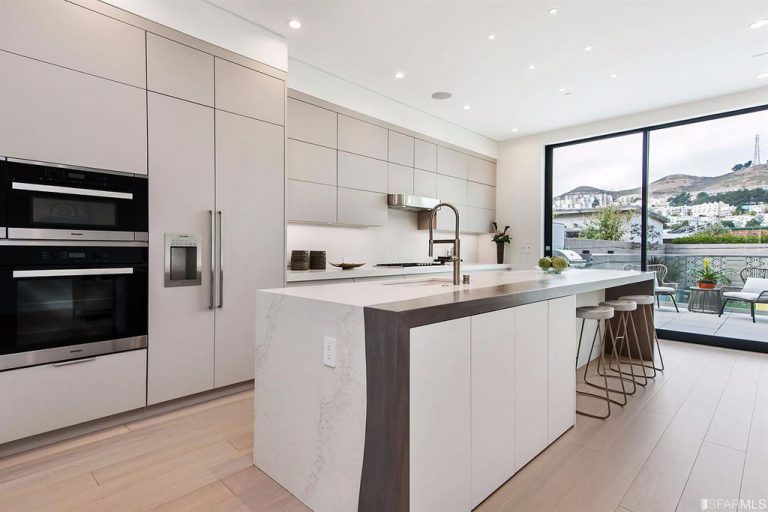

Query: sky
left=552, top=109, right=768, bottom=196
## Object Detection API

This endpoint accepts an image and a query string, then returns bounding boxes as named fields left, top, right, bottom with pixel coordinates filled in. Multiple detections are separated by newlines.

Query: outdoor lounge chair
left=622, top=263, right=679, bottom=312
left=719, top=268, right=768, bottom=323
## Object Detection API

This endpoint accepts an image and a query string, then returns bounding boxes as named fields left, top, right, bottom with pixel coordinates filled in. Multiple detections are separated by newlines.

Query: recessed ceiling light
left=548, top=7, right=559, bottom=15
left=564, top=91, right=573, bottom=96
left=750, top=19, right=768, bottom=29
left=584, top=45, right=593, bottom=52
left=512, top=128, right=519, bottom=133
left=610, top=73, right=618, bottom=79
left=558, top=87, right=566, bottom=92
left=487, top=34, right=497, bottom=41
left=394, top=71, right=405, bottom=79
left=462, top=104, right=471, bottom=110
left=528, top=64, right=536, bottom=70
left=431, top=91, right=452, bottom=100
left=758, top=72, right=768, bottom=79
left=288, top=19, right=302, bottom=29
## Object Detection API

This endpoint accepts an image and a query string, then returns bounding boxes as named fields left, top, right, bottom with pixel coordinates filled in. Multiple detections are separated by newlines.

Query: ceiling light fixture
left=394, top=71, right=405, bottom=79
left=558, top=87, right=566, bottom=92
left=564, top=92, right=573, bottom=96
left=463, top=104, right=471, bottom=110
left=584, top=45, right=593, bottom=52
left=288, top=19, right=302, bottom=29
left=750, top=19, right=768, bottom=29
left=487, top=34, right=497, bottom=40
left=548, top=7, right=559, bottom=15
left=610, top=73, right=618, bottom=79
left=512, top=128, right=519, bottom=133
left=431, top=91, right=452, bottom=100
left=528, top=64, right=536, bottom=70
left=758, top=72, right=768, bottom=79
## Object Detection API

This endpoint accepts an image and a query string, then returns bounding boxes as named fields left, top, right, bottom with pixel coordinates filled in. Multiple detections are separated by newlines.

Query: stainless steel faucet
left=428, top=203, right=461, bottom=285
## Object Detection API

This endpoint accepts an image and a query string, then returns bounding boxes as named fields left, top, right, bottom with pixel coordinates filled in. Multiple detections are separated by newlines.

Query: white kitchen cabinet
left=337, top=188, right=388, bottom=226
left=286, top=180, right=337, bottom=224
left=467, top=207, right=495, bottom=234
left=437, top=174, right=468, bottom=205
left=437, top=146, right=468, bottom=179
left=414, top=139, right=437, bottom=172
left=388, top=130, right=414, bottom=166
left=0, top=350, right=147, bottom=444
left=337, top=152, right=388, bottom=193
left=147, top=93, right=215, bottom=405
left=468, top=156, right=496, bottom=186
left=468, top=182, right=495, bottom=209
left=287, top=98, right=337, bottom=148
left=214, top=110, right=285, bottom=387
left=515, top=301, right=550, bottom=469
left=435, top=203, right=468, bottom=232
left=387, top=163, right=414, bottom=195
left=0, top=52, right=147, bottom=174
left=338, top=115, right=388, bottom=160
left=471, top=308, right=516, bottom=508
left=286, top=140, right=337, bottom=186
left=413, top=169, right=437, bottom=199
left=410, top=318, right=472, bottom=512
left=0, top=0, right=146, bottom=87
left=548, top=295, right=577, bottom=442
left=215, top=58, right=284, bottom=125
left=147, top=33, right=214, bottom=106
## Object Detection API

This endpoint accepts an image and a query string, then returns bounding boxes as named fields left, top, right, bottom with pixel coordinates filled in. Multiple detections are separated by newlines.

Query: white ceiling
left=208, top=0, right=767, bottom=141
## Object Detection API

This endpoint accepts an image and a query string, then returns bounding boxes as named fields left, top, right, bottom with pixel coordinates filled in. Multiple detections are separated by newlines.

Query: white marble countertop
left=263, top=268, right=652, bottom=308
left=286, top=263, right=513, bottom=282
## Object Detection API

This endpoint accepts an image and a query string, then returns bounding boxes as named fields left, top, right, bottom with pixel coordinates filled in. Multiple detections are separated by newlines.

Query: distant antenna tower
left=754, top=134, right=762, bottom=166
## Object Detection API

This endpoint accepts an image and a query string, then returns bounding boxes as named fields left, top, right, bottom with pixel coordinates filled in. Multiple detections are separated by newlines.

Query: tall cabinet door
left=548, top=295, right=576, bottom=442
left=214, top=110, right=285, bottom=387
left=147, top=93, right=215, bottom=404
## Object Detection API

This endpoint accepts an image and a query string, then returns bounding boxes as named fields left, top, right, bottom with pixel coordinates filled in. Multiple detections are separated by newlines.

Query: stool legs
left=598, top=311, right=645, bottom=391
left=639, top=303, right=664, bottom=372
left=576, top=318, right=628, bottom=419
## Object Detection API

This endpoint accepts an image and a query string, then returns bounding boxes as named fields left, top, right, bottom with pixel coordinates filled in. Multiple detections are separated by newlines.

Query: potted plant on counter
left=491, top=223, right=511, bottom=264
left=693, top=258, right=732, bottom=289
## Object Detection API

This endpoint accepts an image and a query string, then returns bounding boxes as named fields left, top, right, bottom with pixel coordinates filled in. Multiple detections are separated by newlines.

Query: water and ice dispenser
left=164, top=233, right=202, bottom=287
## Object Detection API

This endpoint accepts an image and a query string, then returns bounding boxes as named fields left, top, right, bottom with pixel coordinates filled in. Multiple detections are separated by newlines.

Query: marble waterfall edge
left=254, top=292, right=367, bottom=512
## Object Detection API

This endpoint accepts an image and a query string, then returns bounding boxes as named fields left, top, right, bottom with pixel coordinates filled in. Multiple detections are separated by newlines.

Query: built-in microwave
left=3, top=159, right=148, bottom=242
left=0, top=244, right=148, bottom=371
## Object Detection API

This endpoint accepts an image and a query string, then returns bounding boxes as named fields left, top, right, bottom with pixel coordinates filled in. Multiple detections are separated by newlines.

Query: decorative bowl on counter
left=330, top=262, right=366, bottom=270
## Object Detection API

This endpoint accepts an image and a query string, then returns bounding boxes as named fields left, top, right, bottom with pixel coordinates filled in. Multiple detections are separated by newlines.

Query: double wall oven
left=0, top=159, right=148, bottom=371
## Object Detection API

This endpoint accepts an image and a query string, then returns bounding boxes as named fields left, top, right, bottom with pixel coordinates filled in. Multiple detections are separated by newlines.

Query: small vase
left=496, top=242, right=505, bottom=264
left=698, top=281, right=717, bottom=289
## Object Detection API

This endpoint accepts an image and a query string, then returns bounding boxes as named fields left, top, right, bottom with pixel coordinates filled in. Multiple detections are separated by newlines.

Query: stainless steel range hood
left=387, top=194, right=440, bottom=212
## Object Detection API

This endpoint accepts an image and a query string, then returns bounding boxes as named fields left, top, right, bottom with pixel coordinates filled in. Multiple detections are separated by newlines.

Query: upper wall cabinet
left=0, top=0, right=145, bottom=87
left=338, top=115, right=388, bottom=160
left=388, top=131, right=414, bottom=167
left=147, top=33, right=214, bottom=106
left=0, top=52, right=147, bottom=174
left=437, top=146, right=468, bottom=179
left=468, top=156, right=496, bottom=186
left=215, top=58, right=284, bottom=125
left=338, top=152, right=387, bottom=193
left=287, top=98, right=337, bottom=148
left=286, top=139, right=337, bottom=186
left=415, top=139, right=437, bottom=172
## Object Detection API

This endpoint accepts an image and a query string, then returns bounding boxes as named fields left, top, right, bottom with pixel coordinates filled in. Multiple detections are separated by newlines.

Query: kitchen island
left=254, top=269, right=653, bottom=512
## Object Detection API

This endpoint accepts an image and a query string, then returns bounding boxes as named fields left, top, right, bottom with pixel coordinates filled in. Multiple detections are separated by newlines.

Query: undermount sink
left=381, top=278, right=455, bottom=287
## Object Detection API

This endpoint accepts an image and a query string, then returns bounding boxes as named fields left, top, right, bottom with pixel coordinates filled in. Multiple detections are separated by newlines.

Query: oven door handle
left=12, top=181, right=134, bottom=200
left=12, top=268, right=135, bottom=278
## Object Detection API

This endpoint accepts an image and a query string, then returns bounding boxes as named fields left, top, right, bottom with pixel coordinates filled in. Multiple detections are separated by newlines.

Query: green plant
left=579, top=205, right=631, bottom=241
left=692, top=258, right=732, bottom=285
left=670, top=232, right=766, bottom=244
left=491, top=223, right=511, bottom=244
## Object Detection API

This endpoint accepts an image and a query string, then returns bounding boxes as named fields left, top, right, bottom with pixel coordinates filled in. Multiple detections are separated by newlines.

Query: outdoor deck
left=655, top=302, right=768, bottom=343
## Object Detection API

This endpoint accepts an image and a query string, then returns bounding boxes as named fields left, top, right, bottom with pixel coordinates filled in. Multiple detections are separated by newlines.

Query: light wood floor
left=1, top=340, right=766, bottom=512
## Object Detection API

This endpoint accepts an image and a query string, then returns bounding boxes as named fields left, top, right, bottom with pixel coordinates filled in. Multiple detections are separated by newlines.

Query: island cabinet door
left=514, top=301, right=550, bottom=470
left=470, top=308, right=516, bottom=508
left=410, top=318, right=472, bottom=512
left=548, top=295, right=577, bottom=442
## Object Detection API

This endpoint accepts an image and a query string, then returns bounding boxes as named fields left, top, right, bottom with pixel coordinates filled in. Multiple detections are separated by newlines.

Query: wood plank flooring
left=0, top=340, right=766, bottom=512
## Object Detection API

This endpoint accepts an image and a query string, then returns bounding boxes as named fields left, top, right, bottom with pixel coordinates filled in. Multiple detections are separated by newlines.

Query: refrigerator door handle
left=209, top=210, right=216, bottom=310
left=217, top=210, right=223, bottom=309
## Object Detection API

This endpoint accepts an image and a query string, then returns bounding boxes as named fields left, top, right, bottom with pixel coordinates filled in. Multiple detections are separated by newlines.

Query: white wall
left=288, top=59, right=498, bottom=159
left=287, top=210, right=498, bottom=266
left=497, top=87, right=768, bottom=265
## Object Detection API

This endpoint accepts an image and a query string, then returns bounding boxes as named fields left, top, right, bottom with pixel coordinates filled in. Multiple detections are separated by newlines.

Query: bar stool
left=599, top=299, right=650, bottom=388
left=619, top=294, right=664, bottom=374
left=575, top=304, right=629, bottom=419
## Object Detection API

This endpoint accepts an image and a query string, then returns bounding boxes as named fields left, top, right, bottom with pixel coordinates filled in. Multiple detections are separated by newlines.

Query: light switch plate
left=323, top=336, right=336, bottom=368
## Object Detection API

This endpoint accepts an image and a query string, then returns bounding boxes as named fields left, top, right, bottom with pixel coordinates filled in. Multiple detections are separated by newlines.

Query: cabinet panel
left=515, top=301, right=549, bottom=469
left=147, top=33, right=214, bottom=106
left=471, top=309, right=516, bottom=507
left=467, top=207, right=495, bottom=234
left=337, top=188, right=387, bottom=226
left=0, top=52, right=147, bottom=174
left=548, top=295, right=576, bottom=442
left=414, top=139, right=437, bottom=172
left=215, top=111, right=285, bottom=387
left=338, top=115, right=388, bottom=160
left=0, top=350, right=147, bottom=444
left=0, top=0, right=145, bottom=87
left=437, top=146, right=468, bottom=179
left=436, top=174, right=468, bottom=205
left=387, top=163, right=414, bottom=195
left=215, top=58, right=284, bottom=125
left=147, top=93, right=215, bottom=405
left=287, top=98, right=337, bottom=148
left=468, top=182, right=495, bottom=209
left=286, top=140, right=337, bottom=186
left=410, top=318, right=471, bottom=512
left=286, top=180, right=336, bottom=224
left=388, top=131, right=414, bottom=166
left=414, top=169, right=437, bottom=198
left=338, top=152, right=387, bottom=193
left=468, top=156, right=496, bottom=186
left=435, top=203, right=467, bottom=232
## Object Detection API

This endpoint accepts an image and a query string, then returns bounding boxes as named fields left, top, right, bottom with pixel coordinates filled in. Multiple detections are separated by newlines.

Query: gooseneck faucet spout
left=428, top=203, right=461, bottom=285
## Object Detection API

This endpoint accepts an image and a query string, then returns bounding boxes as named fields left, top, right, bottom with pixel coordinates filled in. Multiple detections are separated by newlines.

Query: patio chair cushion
left=656, top=286, right=676, bottom=294
left=742, top=277, right=768, bottom=295
left=723, top=291, right=760, bottom=302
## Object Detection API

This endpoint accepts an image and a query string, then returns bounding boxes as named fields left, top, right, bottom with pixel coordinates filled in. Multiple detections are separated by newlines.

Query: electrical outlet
left=323, top=336, right=336, bottom=368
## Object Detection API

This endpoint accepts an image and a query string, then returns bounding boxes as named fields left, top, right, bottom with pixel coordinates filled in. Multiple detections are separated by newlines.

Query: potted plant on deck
left=491, top=223, right=511, bottom=264
left=693, top=258, right=732, bottom=289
